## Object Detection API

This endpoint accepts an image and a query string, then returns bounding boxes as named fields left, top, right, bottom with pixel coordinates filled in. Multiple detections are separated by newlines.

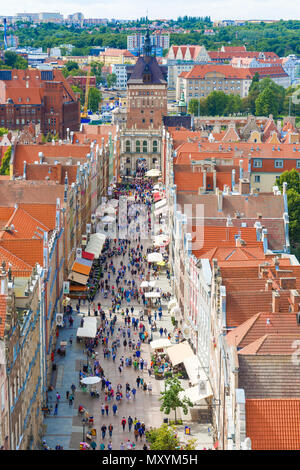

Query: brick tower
left=126, top=29, right=167, bottom=130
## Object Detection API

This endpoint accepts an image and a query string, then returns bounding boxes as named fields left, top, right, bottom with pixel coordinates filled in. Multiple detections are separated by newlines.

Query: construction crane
left=81, top=58, right=91, bottom=120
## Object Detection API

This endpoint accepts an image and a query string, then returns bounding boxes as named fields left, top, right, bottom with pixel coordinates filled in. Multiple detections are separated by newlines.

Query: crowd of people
left=44, top=178, right=175, bottom=450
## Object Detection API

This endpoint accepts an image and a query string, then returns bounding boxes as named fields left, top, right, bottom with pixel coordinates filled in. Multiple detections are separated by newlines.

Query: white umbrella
left=140, top=281, right=149, bottom=288
left=81, top=376, right=101, bottom=385
left=107, top=199, right=119, bottom=208
left=103, top=206, right=116, bottom=214
left=102, top=215, right=115, bottom=223
left=147, top=252, right=163, bottom=263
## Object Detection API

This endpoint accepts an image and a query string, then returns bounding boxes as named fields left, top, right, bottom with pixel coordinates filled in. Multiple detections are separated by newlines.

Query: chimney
left=213, top=169, right=217, bottom=190
left=203, top=168, right=207, bottom=191
left=231, top=169, right=236, bottom=191
left=239, top=160, right=244, bottom=180
left=236, top=238, right=246, bottom=247
left=217, top=188, right=223, bottom=212
left=70, top=131, right=74, bottom=144
left=283, top=182, right=287, bottom=195
left=262, top=228, right=268, bottom=253
left=239, top=178, right=250, bottom=195
left=290, top=289, right=300, bottom=313
left=38, top=152, right=44, bottom=164
left=272, top=291, right=280, bottom=313
left=265, top=279, right=273, bottom=291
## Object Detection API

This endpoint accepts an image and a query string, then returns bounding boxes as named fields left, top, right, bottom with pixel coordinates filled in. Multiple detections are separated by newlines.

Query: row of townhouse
left=162, top=120, right=300, bottom=449
left=0, top=124, right=121, bottom=449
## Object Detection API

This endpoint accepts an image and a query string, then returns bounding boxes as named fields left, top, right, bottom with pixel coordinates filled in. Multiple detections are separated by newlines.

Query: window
left=275, top=159, right=283, bottom=168
left=153, top=140, right=158, bottom=153
left=297, top=160, right=300, bottom=168
left=254, top=175, right=260, bottom=183
left=136, top=140, right=140, bottom=153
left=143, top=141, right=147, bottom=153
left=125, top=140, right=131, bottom=152
left=253, top=159, right=262, bottom=168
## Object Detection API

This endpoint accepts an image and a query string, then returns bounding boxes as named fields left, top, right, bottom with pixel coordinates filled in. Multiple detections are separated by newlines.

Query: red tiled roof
left=246, top=399, right=300, bottom=450
left=0, top=207, right=50, bottom=240
left=238, top=334, right=300, bottom=355
left=183, top=64, right=287, bottom=80
left=0, top=245, right=33, bottom=277
left=0, top=239, right=43, bottom=266
left=13, top=143, right=90, bottom=177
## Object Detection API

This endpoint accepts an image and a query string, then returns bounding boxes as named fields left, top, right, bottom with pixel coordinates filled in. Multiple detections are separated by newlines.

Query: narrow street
left=42, top=178, right=175, bottom=450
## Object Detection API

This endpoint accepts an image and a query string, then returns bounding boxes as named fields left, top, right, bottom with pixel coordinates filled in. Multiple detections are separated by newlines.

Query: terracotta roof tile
left=0, top=239, right=43, bottom=267
left=0, top=245, right=33, bottom=277
left=0, top=207, right=50, bottom=240
left=238, top=334, right=300, bottom=355
left=246, top=399, right=300, bottom=450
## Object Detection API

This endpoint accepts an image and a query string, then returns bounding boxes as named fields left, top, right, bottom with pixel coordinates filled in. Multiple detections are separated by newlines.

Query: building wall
left=126, top=84, right=167, bottom=130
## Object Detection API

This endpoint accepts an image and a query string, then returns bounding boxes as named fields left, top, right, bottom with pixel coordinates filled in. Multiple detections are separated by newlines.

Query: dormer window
left=26, top=97, right=30, bottom=103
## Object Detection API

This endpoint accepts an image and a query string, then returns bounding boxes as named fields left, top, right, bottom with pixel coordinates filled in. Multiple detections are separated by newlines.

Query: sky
left=2, top=0, right=299, bottom=21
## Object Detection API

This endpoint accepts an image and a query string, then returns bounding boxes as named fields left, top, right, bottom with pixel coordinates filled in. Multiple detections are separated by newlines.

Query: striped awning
left=71, top=257, right=93, bottom=276
left=82, top=251, right=95, bottom=261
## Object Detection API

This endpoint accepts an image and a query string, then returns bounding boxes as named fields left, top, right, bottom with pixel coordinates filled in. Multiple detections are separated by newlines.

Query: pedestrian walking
left=112, top=403, right=118, bottom=416
left=136, top=376, right=141, bottom=389
left=131, top=387, right=136, bottom=399
left=121, top=417, right=126, bottom=431
left=68, top=394, right=74, bottom=406
left=107, top=441, right=113, bottom=450
left=147, top=382, right=152, bottom=393
left=134, top=428, right=139, bottom=442
left=101, top=425, right=107, bottom=440
left=128, top=416, right=133, bottom=432
left=66, top=390, right=69, bottom=400
left=54, top=403, right=58, bottom=415
left=91, top=440, right=97, bottom=450
left=71, top=383, right=76, bottom=394
left=101, top=403, right=105, bottom=416
left=105, top=404, right=109, bottom=416
left=99, top=442, right=105, bottom=450
left=108, top=424, right=113, bottom=437
left=120, top=442, right=125, bottom=450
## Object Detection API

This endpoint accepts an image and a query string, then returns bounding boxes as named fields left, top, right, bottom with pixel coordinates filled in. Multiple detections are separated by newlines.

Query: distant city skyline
left=2, top=0, right=299, bottom=21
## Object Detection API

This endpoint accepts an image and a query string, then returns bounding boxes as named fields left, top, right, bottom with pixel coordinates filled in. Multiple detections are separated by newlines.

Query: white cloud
left=2, top=0, right=299, bottom=20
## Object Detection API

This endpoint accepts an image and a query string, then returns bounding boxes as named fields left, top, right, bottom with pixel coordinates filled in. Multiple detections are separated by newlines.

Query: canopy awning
left=145, top=169, right=161, bottom=177
left=82, top=251, right=95, bottom=261
left=179, top=385, right=213, bottom=405
left=76, top=317, right=97, bottom=338
left=150, top=338, right=172, bottom=350
left=147, top=252, right=163, bottom=263
left=140, top=281, right=149, bottom=288
left=154, top=198, right=167, bottom=210
left=71, top=257, right=92, bottom=276
left=153, top=235, right=169, bottom=247
left=170, top=305, right=181, bottom=319
left=183, top=355, right=208, bottom=386
left=85, top=233, right=106, bottom=259
left=153, top=192, right=162, bottom=203
left=167, top=341, right=194, bottom=366
left=68, top=271, right=89, bottom=285
left=144, top=291, right=161, bottom=298
left=168, top=298, right=178, bottom=310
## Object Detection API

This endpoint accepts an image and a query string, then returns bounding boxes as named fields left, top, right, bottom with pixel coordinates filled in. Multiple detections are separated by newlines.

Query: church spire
left=143, top=27, right=152, bottom=57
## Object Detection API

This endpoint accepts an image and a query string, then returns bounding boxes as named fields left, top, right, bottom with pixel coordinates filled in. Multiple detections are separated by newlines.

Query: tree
left=65, top=61, right=79, bottom=72
left=159, top=374, right=193, bottom=423
left=106, top=73, right=117, bottom=89
left=277, top=170, right=300, bottom=248
left=0, top=146, right=11, bottom=175
left=71, top=85, right=84, bottom=105
left=88, top=87, right=102, bottom=112
left=0, top=128, right=8, bottom=137
left=255, top=86, right=278, bottom=116
left=4, top=51, right=27, bottom=69
left=90, top=61, right=103, bottom=85
left=146, top=424, right=180, bottom=450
